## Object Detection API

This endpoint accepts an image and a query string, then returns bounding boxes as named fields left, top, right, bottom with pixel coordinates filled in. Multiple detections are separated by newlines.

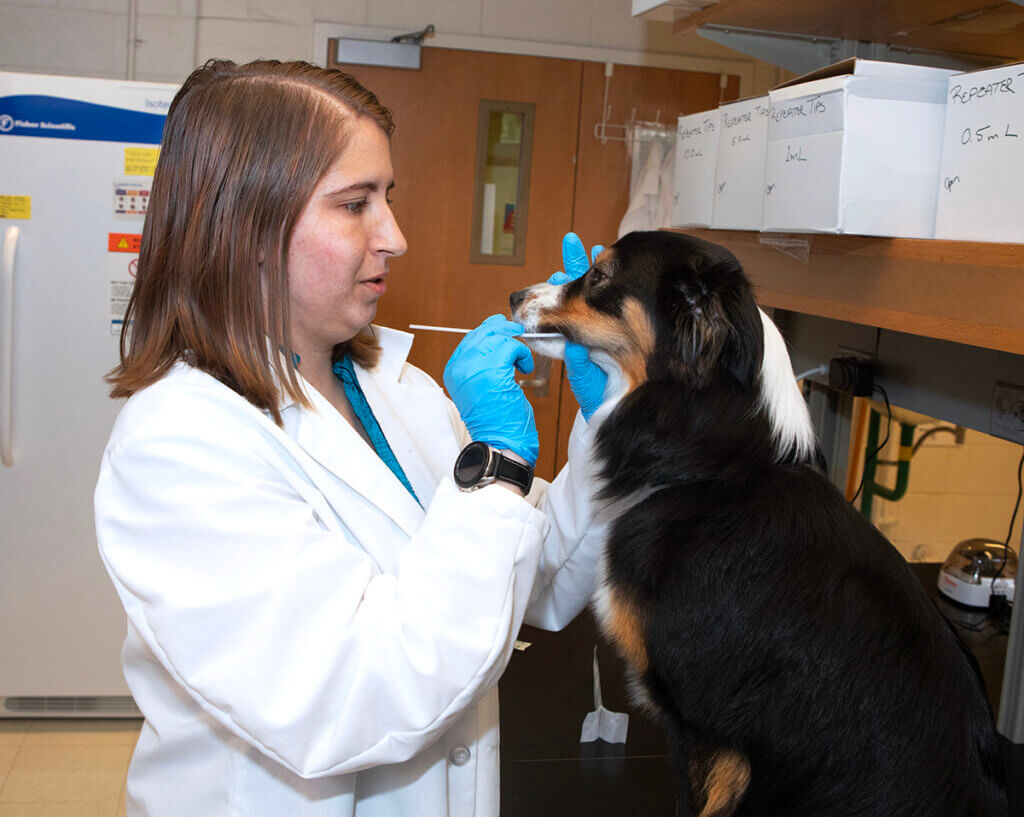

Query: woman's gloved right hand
left=443, top=314, right=540, bottom=467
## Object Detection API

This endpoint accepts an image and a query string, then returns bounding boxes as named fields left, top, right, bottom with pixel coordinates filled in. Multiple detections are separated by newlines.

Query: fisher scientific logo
left=0, top=115, right=75, bottom=133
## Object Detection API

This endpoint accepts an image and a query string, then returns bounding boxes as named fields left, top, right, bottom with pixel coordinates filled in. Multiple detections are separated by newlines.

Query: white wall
left=872, top=425, right=1024, bottom=564
left=0, top=0, right=783, bottom=91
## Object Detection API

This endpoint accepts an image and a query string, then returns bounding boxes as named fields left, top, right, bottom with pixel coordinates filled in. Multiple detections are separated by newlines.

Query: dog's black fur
left=511, top=231, right=1008, bottom=817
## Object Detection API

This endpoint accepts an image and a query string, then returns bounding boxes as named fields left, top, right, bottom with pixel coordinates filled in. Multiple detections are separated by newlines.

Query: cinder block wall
left=872, top=425, right=1024, bottom=563
left=0, top=0, right=780, bottom=87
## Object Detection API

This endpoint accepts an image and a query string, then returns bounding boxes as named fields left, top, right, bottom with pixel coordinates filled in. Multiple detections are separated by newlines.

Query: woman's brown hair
left=106, top=59, right=393, bottom=425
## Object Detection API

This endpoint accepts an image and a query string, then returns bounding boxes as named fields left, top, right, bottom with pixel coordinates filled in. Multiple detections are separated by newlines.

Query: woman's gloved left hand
left=548, top=232, right=608, bottom=422
left=443, top=314, right=540, bottom=467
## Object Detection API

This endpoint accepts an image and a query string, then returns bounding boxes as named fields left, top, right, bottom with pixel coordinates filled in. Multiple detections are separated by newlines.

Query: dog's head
left=511, top=231, right=761, bottom=390
left=511, top=230, right=817, bottom=462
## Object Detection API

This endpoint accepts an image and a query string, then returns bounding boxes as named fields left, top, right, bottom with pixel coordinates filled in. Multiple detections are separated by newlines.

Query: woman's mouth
left=361, top=275, right=387, bottom=296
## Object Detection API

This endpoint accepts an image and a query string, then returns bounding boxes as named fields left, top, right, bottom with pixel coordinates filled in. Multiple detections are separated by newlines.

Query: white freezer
left=0, top=72, right=177, bottom=715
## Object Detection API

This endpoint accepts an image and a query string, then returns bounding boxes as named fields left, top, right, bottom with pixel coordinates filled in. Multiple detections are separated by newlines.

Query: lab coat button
left=449, top=745, right=471, bottom=766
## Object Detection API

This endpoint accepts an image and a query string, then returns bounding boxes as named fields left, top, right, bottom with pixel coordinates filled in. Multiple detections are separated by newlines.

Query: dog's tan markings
left=593, top=246, right=615, bottom=267
left=605, top=588, right=648, bottom=674
left=551, top=295, right=655, bottom=391
left=619, top=298, right=655, bottom=388
left=696, top=749, right=751, bottom=817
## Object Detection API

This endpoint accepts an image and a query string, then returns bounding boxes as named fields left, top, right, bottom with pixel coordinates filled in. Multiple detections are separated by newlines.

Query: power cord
left=851, top=384, right=891, bottom=507
left=987, top=447, right=1023, bottom=633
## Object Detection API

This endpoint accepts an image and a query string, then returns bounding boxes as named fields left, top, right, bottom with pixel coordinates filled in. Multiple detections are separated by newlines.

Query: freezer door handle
left=1, top=225, right=17, bottom=467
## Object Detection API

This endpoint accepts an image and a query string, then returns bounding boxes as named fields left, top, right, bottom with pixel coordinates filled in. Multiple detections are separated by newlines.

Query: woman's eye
left=343, top=200, right=368, bottom=214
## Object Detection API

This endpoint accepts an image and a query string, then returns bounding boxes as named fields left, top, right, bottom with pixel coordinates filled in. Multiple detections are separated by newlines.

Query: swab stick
left=408, top=323, right=561, bottom=339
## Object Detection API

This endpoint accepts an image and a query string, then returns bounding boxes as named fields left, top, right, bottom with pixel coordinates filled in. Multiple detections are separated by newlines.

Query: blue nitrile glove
left=548, top=232, right=608, bottom=422
left=444, top=314, right=540, bottom=466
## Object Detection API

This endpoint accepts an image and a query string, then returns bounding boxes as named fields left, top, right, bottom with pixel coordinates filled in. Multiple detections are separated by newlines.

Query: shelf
left=674, top=229, right=1024, bottom=356
left=672, top=0, right=1024, bottom=63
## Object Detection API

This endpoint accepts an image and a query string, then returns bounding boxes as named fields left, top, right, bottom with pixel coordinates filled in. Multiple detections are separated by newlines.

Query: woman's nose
left=379, top=206, right=407, bottom=257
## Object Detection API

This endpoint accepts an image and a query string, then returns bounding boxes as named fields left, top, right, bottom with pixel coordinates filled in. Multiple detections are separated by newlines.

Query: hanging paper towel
left=580, top=646, right=629, bottom=744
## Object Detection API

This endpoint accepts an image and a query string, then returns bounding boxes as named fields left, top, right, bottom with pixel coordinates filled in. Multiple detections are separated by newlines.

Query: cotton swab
left=408, top=323, right=562, bottom=339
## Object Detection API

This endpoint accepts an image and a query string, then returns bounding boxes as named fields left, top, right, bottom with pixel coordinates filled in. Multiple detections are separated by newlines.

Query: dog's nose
left=509, top=289, right=528, bottom=312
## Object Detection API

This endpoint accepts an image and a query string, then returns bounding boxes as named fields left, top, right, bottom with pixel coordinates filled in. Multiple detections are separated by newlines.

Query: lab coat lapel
left=289, top=326, right=460, bottom=545
left=353, top=326, right=462, bottom=506
left=294, top=386, right=426, bottom=541
left=359, top=366, right=462, bottom=508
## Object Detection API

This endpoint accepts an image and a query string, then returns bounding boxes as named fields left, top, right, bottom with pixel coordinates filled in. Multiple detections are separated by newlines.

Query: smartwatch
left=453, top=442, right=534, bottom=494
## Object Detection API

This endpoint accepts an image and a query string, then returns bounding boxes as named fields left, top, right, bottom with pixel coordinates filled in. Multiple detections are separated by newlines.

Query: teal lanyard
left=332, top=354, right=421, bottom=507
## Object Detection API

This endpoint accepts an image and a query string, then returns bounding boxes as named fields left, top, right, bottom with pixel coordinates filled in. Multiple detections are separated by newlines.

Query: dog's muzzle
left=509, top=282, right=567, bottom=359
left=509, top=282, right=563, bottom=332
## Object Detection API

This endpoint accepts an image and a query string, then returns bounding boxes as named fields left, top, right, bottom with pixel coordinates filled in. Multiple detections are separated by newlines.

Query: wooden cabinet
left=671, top=0, right=1024, bottom=63
left=676, top=229, right=1024, bottom=356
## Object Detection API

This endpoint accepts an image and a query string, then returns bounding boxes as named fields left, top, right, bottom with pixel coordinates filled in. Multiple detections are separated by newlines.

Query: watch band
left=494, top=450, right=534, bottom=494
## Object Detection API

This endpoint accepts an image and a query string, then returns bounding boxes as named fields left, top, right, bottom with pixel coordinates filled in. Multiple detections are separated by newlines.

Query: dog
left=509, top=230, right=1008, bottom=817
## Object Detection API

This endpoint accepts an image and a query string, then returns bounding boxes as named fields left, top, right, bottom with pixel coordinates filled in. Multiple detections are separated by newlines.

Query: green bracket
left=859, top=409, right=916, bottom=520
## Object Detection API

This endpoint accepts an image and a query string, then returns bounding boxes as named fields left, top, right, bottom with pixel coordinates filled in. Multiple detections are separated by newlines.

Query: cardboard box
left=934, top=61, right=1024, bottom=243
left=711, top=95, right=770, bottom=230
left=763, top=59, right=955, bottom=238
left=672, top=109, right=720, bottom=228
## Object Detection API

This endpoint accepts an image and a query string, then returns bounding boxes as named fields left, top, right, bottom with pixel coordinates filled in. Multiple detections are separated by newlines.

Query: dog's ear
left=718, top=295, right=764, bottom=390
left=668, top=277, right=729, bottom=386
left=667, top=260, right=762, bottom=389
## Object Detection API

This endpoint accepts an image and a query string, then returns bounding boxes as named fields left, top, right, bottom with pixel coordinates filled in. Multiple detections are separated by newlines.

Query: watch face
left=454, top=442, right=490, bottom=487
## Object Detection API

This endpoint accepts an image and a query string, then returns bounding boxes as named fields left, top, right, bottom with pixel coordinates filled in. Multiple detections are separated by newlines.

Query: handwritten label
left=677, top=117, right=716, bottom=141
left=949, top=73, right=1024, bottom=105
left=674, top=110, right=720, bottom=227
left=959, top=123, right=1020, bottom=145
left=769, top=95, right=827, bottom=123
left=785, top=145, right=807, bottom=163
left=935, top=65, right=1024, bottom=240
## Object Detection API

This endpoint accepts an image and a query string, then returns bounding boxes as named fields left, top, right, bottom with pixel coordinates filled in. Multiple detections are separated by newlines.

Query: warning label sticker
left=124, top=147, right=160, bottom=176
left=108, top=233, right=142, bottom=253
left=0, top=195, right=31, bottom=219
left=109, top=238, right=139, bottom=330
left=114, top=181, right=150, bottom=218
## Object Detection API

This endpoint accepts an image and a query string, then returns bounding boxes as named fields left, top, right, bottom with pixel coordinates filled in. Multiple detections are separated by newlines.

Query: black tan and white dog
left=509, top=231, right=1008, bottom=817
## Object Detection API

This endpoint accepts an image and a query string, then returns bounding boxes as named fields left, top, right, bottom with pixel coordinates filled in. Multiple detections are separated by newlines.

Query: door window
left=470, top=100, right=535, bottom=265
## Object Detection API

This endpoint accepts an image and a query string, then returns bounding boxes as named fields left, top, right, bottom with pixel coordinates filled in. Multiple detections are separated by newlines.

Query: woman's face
left=287, top=117, right=407, bottom=355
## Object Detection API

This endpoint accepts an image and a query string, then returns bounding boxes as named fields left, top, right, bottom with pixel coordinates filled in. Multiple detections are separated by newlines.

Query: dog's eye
left=588, top=268, right=606, bottom=284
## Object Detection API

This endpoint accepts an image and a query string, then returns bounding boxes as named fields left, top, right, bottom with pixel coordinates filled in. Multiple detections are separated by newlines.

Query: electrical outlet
left=990, top=382, right=1024, bottom=444
left=837, top=345, right=874, bottom=361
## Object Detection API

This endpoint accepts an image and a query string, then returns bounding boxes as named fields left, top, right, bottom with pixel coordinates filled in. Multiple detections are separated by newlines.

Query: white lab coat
left=94, top=326, right=608, bottom=817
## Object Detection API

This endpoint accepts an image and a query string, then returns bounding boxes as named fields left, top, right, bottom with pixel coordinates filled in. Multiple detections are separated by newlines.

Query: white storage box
left=672, top=109, right=720, bottom=228
left=711, top=95, right=770, bottom=230
left=763, top=59, right=955, bottom=238
left=934, top=61, right=1024, bottom=243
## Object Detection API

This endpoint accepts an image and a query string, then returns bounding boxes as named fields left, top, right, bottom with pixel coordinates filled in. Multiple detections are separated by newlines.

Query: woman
left=94, top=59, right=611, bottom=816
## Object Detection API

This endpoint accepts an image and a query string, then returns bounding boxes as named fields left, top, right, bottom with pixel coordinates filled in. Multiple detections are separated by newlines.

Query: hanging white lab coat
left=94, top=326, right=608, bottom=817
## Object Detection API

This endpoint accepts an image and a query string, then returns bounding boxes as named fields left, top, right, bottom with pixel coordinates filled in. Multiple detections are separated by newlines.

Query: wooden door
left=333, top=48, right=582, bottom=480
